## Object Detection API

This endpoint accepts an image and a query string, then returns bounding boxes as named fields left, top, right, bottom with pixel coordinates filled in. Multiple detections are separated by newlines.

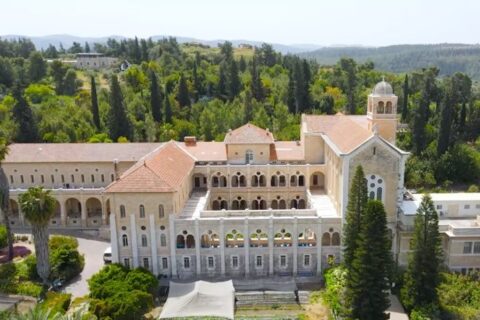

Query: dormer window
left=245, top=150, right=254, bottom=164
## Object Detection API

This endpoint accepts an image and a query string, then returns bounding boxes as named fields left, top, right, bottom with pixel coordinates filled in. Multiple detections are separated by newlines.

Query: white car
left=103, top=246, right=112, bottom=264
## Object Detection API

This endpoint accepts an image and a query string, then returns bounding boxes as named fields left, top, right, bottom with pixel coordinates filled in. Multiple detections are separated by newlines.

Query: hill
left=299, top=44, right=480, bottom=79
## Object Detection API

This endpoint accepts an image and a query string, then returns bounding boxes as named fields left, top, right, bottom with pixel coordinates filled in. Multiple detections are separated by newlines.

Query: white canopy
left=159, top=280, right=235, bottom=319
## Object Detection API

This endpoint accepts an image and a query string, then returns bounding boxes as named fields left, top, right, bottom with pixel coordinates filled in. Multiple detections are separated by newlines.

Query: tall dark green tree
left=250, top=57, right=264, bottom=101
left=90, top=76, right=100, bottom=130
left=437, top=84, right=454, bottom=156
left=164, top=88, right=172, bottom=124
left=84, top=42, right=90, bottom=53
left=217, top=63, right=228, bottom=98
left=343, top=165, right=368, bottom=269
left=348, top=200, right=392, bottom=320
left=62, top=69, right=79, bottom=96
left=336, top=58, right=357, bottom=114
left=412, top=90, right=429, bottom=154
left=228, top=59, right=241, bottom=100
left=320, top=94, right=335, bottom=114
left=108, top=75, right=132, bottom=141
left=133, top=36, right=141, bottom=63
left=149, top=71, right=162, bottom=123
left=238, top=56, right=247, bottom=72
left=28, top=51, right=47, bottom=82
left=192, top=61, right=202, bottom=101
left=401, top=194, right=442, bottom=312
left=402, top=74, right=409, bottom=122
left=12, top=85, right=40, bottom=142
left=176, top=74, right=190, bottom=108
left=287, top=71, right=296, bottom=113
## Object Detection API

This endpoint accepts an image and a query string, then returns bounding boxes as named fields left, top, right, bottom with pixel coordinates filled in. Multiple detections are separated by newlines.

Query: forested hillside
left=1, top=37, right=480, bottom=191
left=299, top=44, right=480, bottom=80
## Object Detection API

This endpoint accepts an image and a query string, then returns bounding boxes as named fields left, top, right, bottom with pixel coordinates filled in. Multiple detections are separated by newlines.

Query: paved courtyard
left=64, top=238, right=110, bottom=297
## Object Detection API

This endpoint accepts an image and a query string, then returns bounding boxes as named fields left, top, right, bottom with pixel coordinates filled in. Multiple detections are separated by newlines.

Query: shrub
left=88, top=264, right=129, bottom=299
left=50, top=246, right=85, bottom=281
left=41, top=291, right=71, bottom=315
left=15, top=281, right=43, bottom=297
left=0, top=225, right=7, bottom=249
left=125, top=267, right=158, bottom=294
left=322, top=266, right=347, bottom=316
left=467, top=184, right=479, bottom=192
left=49, top=235, right=79, bottom=251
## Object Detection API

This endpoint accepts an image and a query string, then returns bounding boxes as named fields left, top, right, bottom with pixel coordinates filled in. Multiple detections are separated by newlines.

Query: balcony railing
left=200, top=208, right=317, bottom=218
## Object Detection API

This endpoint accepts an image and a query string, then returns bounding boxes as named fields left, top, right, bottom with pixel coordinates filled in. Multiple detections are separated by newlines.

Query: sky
left=1, top=0, right=478, bottom=46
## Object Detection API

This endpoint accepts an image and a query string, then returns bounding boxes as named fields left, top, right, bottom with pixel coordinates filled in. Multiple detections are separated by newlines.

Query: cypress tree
left=412, top=90, right=429, bottom=154
left=228, top=59, right=241, bottom=100
left=238, top=56, right=247, bottom=72
left=108, top=75, right=132, bottom=141
left=437, top=79, right=454, bottom=155
left=293, top=61, right=305, bottom=113
left=217, top=63, right=228, bottom=99
left=149, top=71, right=162, bottom=123
left=84, top=42, right=90, bottom=53
left=164, top=88, right=172, bottom=124
left=90, top=76, right=100, bottom=130
left=192, top=61, right=201, bottom=101
left=401, top=194, right=442, bottom=312
left=28, top=51, right=47, bottom=83
left=250, top=57, right=264, bottom=101
left=401, top=74, right=409, bottom=122
left=12, top=85, right=40, bottom=142
left=133, top=36, right=141, bottom=64
left=287, top=71, right=296, bottom=113
left=176, top=74, right=190, bottom=108
left=302, top=60, right=312, bottom=110
left=348, top=200, right=392, bottom=320
left=343, top=165, right=368, bottom=269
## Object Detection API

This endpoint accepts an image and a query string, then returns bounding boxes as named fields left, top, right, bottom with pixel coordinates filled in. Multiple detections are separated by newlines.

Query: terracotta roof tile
left=224, top=123, right=274, bottom=144
left=105, top=141, right=195, bottom=193
left=273, top=141, right=304, bottom=161
left=4, top=143, right=160, bottom=163
left=303, top=114, right=373, bottom=154
left=176, top=142, right=227, bottom=162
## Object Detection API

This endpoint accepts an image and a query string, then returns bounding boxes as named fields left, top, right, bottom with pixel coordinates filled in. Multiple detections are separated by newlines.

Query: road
left=64, top=238, right=110, bottom=297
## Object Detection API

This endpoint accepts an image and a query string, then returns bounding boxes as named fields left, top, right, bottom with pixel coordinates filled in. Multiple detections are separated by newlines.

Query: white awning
left=159, top=280, right=235, bottom=319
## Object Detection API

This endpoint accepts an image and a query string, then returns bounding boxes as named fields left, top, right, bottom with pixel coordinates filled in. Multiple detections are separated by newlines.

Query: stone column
left=268, top=217, right=274, bottom=276
left=149, top=214, right=158, bottom=275
left=60, top=200, right=67, bottom=227
left=194, top=219, right=201, bottom=276
left=81, top=199, right=87, bottom=227
left=101, top=200, right=108, bottom=226
left=220, top=218, right=225, bottom=276
left=169, top=217, right=178, bottom=278
left=293, top=217, right=298, bottom=276
left=316, top=217, right=322, bottom=276
left=244, top=218, right=249, bottom=276
left=110, top=213, right=119, bottom=263
left=130, top=214, right=139, bottom=268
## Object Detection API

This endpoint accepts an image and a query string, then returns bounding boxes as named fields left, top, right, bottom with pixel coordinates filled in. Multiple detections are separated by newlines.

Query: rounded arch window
left=367, top=173, right=385, bottom=202
left=377, top=101, right=385, bottom=113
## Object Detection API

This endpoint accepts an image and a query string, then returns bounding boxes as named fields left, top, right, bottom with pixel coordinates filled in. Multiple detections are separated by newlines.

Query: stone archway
left=193, top=173, right=207, bottom=190
left=49, top=200, right=61, bottom=226
left=65, top=198, right=82, bottom=226
left=310, top=172, right=325, bottom=190
left=86, top=198, right=102, bottom=227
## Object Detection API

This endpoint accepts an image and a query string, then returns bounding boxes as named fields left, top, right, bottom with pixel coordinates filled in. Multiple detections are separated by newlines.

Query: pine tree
left=108, top=75, right=132, bottom=141
left=149, top=71, right=162, bottom=123
left=401, top=194, right=442, bottom=312
left=12, top=85, right=40, bottom=142
left=133, top=36, right=141, bottom=64
left=402, top=74, right=409, bottom=122
left=348, top=200, right=392, bottom=320
left=250, top=57, right=264, bottom=101
left=28, top=51, right=47, bottom=82
left=176, top=74, right=190, bottom=107
left=140, top=39, right=149, bottom=62
left=90, top=76, right=100, bottom=130
left=238, top=56, right=247, bottom=72
left=228, top=59, right=241, bottom=100
left=343, top=165, right=368, bottom=269
left=164, top=88, right=172, bottom=124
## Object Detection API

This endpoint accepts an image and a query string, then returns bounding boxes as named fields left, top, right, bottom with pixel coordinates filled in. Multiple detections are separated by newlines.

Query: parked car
left=103, top=246, right=112, bottom=264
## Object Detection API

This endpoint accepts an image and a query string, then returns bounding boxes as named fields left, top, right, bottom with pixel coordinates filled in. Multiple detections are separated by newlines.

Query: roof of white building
left=401, top=192, right=480, bottom=215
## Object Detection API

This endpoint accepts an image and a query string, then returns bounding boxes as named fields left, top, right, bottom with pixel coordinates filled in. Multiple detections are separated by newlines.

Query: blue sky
left=1, top=0, right=477, bottom=46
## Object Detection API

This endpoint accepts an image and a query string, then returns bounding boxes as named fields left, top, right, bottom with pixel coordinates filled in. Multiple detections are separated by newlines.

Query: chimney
left=184, top=136, right=197, bottom=146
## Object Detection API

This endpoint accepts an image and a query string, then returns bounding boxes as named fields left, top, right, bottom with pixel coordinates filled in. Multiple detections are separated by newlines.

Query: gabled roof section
left=303, top=114, right=373, bottom=154
left=224, top=123, right=274, bottom=144
left=105, top=141, right=195, bottom=193
left=176, top=141, right=227, bottom=162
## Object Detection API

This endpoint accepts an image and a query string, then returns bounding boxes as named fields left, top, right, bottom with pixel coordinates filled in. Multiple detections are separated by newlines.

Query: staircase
left=179, top=191, right=208, bottom=218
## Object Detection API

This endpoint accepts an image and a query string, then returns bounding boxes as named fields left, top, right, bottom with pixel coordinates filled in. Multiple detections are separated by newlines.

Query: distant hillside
left=1, top=34, right=322, bottom=54
left=299, top=44, right=480, bottom=79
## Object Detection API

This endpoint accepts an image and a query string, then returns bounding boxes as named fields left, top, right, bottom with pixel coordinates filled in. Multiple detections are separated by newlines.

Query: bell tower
left=367, top=78, right=398, bottom=144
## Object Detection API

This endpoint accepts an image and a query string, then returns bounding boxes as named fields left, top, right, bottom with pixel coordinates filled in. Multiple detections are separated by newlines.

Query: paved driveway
left=64, top=238, right=110, bottom=297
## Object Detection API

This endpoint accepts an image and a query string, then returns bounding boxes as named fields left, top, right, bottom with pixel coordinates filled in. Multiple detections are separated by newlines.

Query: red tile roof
left=272, top=141, right=304, bottom=161
left=303, top=114, right=373, bottom=154
left=176, top=142, right=227, bottom=162
left=4, top=143, right=160, bottom=163
left=224, top=123, right=274, bottom=144
left=105, top=141, right=195, bottom=193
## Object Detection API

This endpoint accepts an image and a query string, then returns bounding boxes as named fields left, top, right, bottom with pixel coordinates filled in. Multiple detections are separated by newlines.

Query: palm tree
left=0, top=139, right=13, bottom=261
left=19, top=186, right=56, bottom=285
left=12, top=305, right=62, bottom=320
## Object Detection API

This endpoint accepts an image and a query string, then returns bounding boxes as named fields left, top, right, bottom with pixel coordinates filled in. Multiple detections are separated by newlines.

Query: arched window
left=122, top=234, right=128, bottom=247
left=120, top=205, right=126, bottom=218
left=186, top=235, right=195, bottom=248
left=245, top=150, right=254, bottom=164
left=290, top=175, right=297, bottom=187
left=176, top=235, right=185, bottom=249
left=159, top=205, right=165, bottom=218
left=160, top=234, right=167, bottom=247
left=386, top=101, right=393, bottom=113
left=141, top=234, right=148, bottom=247
left=298, top=175, right=305, bottom=186
left=322, top=232, right=331, bottom=246
left=377, top=101, right=385, bottom=113
left=279, top=199, right=286, bottom=209
left=331, top=232, right=340, bottom=246
left=271, top=200, right=278, bottom=209
left=367, top=174, right=385, bottom=202
left=139, top=205, right=145, bottom=218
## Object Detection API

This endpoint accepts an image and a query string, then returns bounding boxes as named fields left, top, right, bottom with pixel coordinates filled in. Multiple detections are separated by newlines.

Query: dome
left=372, top=80, right=393, bottom=95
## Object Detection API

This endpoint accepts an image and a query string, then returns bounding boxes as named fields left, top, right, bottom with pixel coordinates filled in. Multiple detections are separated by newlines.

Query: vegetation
left=18, top=186, right=56, bottom=285
left=87, top=263, right=158, bottom=319
left=0, top=224, right=7, bottom=248
left=401, top=194, right=443, bottom=314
